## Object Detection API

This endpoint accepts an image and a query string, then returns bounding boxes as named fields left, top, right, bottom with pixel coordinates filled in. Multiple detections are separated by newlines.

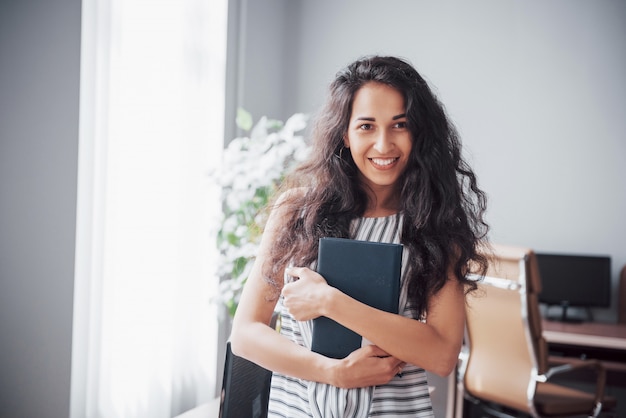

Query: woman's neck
left=363, top=188, right=401, bottom=218
left=363, top=207, right=399, bottom=218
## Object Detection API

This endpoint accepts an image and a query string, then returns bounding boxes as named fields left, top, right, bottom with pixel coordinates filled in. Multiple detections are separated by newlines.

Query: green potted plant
left=213, top=108, right=309, bottom=316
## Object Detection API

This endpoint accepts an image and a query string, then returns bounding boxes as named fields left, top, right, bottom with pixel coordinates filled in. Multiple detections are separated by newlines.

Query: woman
left=230, top=55, right=489, bottom=417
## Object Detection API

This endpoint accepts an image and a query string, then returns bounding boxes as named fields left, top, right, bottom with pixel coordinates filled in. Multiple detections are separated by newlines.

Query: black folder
left=311, top=237, right=403, bottom=359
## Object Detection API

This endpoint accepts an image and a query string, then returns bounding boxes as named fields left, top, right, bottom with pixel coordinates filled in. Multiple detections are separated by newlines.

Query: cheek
left=404, top=144, right=413, bottom=159
left=347, top=142, right=366, bottom=160
left=401, top=136, right=413, bottom=157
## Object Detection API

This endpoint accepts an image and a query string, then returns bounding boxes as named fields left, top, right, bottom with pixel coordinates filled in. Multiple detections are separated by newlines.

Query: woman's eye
left=358, top=123, right=373, bottom=131
left=394, top=121, right=407, bottom=129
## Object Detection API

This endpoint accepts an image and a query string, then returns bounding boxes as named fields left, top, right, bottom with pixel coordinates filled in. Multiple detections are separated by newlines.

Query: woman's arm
left=282, top=266, right=466, bottom=377
left=229, top=193, right=404, bottom=388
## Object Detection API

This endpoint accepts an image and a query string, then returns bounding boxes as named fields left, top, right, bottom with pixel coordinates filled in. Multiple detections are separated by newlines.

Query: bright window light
left=72, top=0, right=227, bottom=416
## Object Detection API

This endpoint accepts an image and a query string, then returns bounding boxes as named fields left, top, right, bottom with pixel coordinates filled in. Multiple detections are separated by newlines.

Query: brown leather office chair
left=457, top=244, right=617, bottom=417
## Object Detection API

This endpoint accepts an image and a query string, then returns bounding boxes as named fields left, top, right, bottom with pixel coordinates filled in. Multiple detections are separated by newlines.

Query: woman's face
left=344, top=82, right=412, bottom=196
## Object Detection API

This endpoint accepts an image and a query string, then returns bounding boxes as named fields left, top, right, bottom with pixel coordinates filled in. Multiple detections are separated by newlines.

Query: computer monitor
left=536, top=252, right=611, bottom=322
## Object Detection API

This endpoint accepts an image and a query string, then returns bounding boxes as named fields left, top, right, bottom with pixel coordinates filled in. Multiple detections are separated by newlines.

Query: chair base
left=463, top=394, right=531, bottom=418
left=463, top=393, right=618, bottom=418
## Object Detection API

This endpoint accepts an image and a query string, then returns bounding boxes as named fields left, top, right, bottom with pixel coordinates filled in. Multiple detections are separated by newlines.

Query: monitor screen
left=536, top=253, right=611, bottom=308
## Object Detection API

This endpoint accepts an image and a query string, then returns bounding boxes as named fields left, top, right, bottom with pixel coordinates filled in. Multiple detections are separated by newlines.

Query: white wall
left=240, top=0, right=626, bottom=323
left=0, top=0, right=81, bottom=416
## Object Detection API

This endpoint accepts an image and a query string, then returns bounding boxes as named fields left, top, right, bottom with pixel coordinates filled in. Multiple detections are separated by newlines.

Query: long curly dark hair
left=263, top=55, right=489, bottom=317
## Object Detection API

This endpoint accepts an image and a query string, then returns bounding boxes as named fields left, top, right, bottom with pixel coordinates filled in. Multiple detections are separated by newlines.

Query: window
left=71, top=1, right=227, bottom=416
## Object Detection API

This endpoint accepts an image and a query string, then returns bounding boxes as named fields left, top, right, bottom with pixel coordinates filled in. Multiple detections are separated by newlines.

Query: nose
left=373, top=131, right=393, bottom=154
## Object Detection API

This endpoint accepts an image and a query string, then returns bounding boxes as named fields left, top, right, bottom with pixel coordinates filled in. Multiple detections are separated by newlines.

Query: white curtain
left=71, top=0, right=227, bottom=417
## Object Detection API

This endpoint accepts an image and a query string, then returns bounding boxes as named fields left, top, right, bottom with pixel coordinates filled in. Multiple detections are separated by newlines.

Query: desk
left=542, top=319, right=626, bottom=373
left=543, top=319, right=626, bottom=350
left=542, top=319, right=626, bottom=417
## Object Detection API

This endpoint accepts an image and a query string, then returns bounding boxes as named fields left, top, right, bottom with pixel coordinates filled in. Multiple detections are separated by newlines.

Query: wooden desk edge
left=542, top=319, right=626, bottom=350
left=543, top=330, right=626, bottom=350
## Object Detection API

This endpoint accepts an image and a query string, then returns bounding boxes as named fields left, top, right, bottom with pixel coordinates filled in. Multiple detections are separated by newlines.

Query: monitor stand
left=546, top=302, right=589, bottom=323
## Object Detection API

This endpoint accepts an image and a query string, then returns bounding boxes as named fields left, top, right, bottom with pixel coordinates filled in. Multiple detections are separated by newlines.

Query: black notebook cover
left=311, top=237, right=403, bottom=359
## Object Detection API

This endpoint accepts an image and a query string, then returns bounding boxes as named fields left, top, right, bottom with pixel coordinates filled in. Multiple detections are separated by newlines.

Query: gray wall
left=1, top=0, right=624, bottom=416
left=238, top=0, right=626, bottom=323
left=226, top=0, right=300, bottom=138
left=235, top=1, right=626, bottom=414
left=0, top=0, right=81, bottom=417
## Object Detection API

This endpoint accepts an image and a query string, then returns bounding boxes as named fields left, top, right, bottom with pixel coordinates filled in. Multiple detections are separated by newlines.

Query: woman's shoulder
left=267, top=187, right=309, bottom=219
left=276, top=186, right=308, bottom=203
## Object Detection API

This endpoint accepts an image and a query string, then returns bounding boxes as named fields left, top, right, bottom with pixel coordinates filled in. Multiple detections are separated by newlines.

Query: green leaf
left=232, top=256, right=249, bottom=278
left=236, top=108, right=253, bottom=131
left=266, top=119, right=284, bottom=131
left=226, top=299, right=238, bottom=317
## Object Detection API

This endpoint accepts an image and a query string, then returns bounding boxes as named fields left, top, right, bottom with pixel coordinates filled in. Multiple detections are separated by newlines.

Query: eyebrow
left=354, top=113, right=406, bottom=122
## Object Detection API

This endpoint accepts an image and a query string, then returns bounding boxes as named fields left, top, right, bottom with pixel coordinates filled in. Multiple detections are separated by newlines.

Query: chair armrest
left=539, top=357, right=607, bottom=416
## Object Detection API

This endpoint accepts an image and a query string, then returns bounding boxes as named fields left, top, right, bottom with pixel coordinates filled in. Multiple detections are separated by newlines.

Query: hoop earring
left=335, top=145, right=346, bottom=160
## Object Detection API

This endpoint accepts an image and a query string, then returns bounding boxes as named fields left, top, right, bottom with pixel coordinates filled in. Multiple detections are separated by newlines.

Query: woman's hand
left=281, top=266, right=332, bottom=321
left=332, top=345, right=405, bottom=389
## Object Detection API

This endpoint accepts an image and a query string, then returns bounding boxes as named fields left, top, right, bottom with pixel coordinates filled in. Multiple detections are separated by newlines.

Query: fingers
left=337, top=349, right=407, bottom=388
left=363, top=345, right=400, bottom=365
left=381, top=356, right=404, bottom=378
left=364, top=344, right=390, bottom=357
left=366, top=346, right=405, bottom=377
left=284, top=267, right=301, bottom=283
left=285, top=266, right=308, bottom=282
left=285, top=267, right=328, bottom=287
left=359, top=345, right=405, bottom=370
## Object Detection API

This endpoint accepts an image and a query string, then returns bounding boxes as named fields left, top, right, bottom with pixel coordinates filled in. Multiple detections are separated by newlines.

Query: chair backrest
left=219, top=341, right=272, bottom=418
left=219, top=313, right=278, bottom=418
left=462, top=244, right=545, bottom=416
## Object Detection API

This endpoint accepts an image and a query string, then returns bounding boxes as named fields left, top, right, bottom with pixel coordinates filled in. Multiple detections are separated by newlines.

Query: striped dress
left=268, top=213, right=435, bottom=418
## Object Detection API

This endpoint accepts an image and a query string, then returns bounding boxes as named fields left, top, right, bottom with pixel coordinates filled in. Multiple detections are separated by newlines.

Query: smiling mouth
left=369, top=157, right=399, bottom=168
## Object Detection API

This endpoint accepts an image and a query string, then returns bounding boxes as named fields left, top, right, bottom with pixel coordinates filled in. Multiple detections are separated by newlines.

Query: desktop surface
left=543, top=319, right=626, bottom=350
left=543, top=319, right=626, bottom=376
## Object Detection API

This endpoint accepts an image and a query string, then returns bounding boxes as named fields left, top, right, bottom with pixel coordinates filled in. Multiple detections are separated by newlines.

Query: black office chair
left=619, top=265, right=626, bottom=324
left=219, top=312, right=278, bottom=418
left=218, top=341, right=272, bottom=418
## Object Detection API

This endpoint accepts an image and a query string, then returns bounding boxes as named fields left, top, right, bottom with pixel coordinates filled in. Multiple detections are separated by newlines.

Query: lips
left=369, top=157, right=399, bottom=169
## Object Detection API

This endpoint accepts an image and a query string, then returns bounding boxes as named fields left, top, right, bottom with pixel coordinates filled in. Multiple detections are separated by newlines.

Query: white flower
left=284, top=113, right=308, bottom=134
left=212, top=111, right=310, bottom=315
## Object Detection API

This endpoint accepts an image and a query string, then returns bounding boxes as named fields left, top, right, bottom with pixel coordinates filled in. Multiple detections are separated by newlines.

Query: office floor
left=462, top=399, right=620, bottom=418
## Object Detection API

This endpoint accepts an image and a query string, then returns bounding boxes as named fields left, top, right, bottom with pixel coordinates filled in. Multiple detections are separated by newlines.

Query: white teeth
left=371, top=158, right=397, bottom=166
